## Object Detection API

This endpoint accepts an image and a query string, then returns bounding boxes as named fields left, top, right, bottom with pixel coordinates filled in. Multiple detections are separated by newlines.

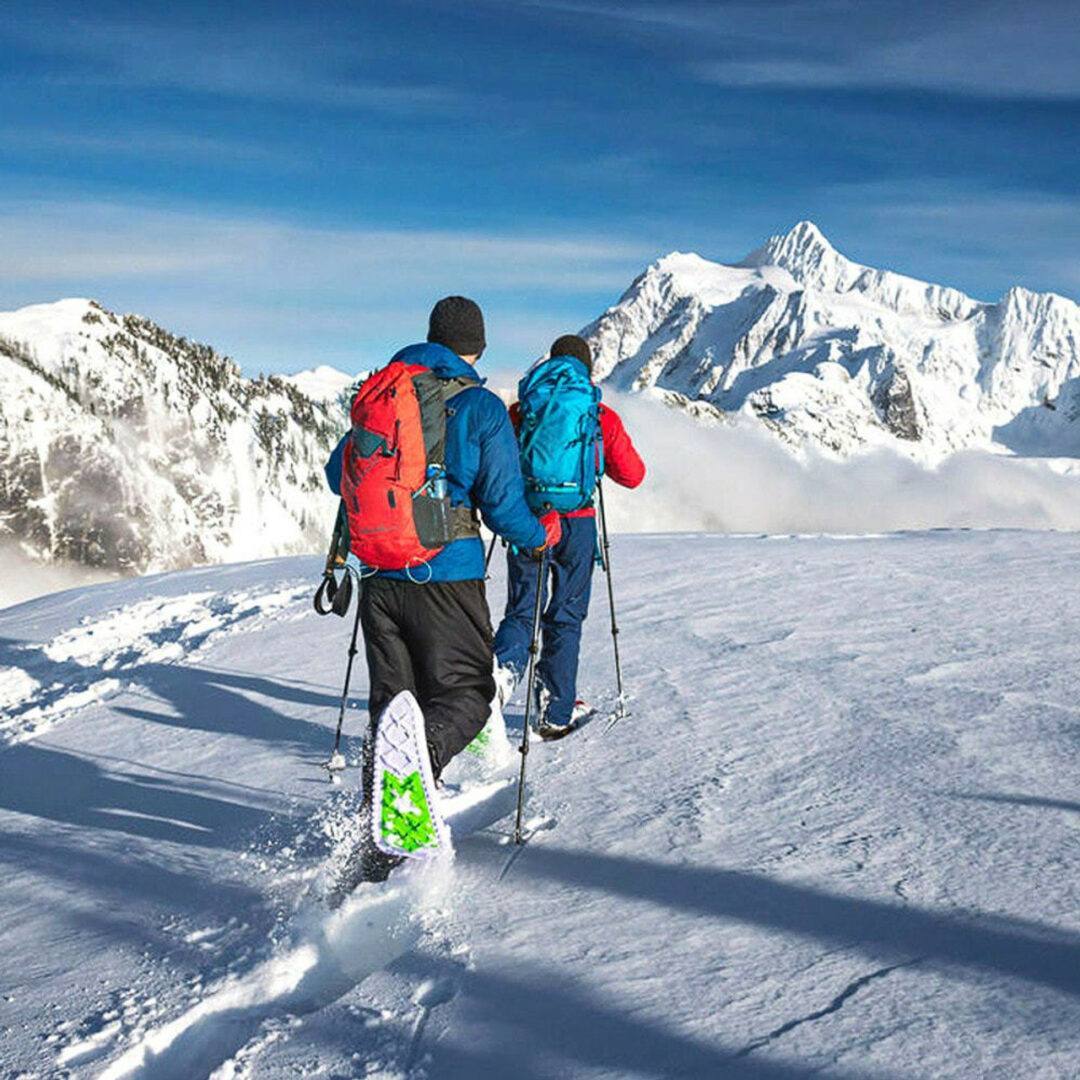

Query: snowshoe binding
left=538, top=700, right=595, bottom=741
left=493, top=660, right=518, bottom=709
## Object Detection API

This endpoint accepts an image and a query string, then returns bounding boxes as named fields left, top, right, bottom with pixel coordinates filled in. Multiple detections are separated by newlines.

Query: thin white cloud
left=833, top=186, right=1080, bottom=301
left=3, top=11, right=469, bottom=115
left=693, top=59, right=852, bottom=89
left=36, top=69, right=467, bottom=114
left=0, top=197, right=653, bottom=372
left=531, top=0, right=1080, bottom=100
left=0, top=127, right=304, bottom=169
left=0, top=200, right=649, bottom=290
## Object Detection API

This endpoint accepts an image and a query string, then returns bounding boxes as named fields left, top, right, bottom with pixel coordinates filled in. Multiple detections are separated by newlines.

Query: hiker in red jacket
left=493, top=334, right=645, bottom=736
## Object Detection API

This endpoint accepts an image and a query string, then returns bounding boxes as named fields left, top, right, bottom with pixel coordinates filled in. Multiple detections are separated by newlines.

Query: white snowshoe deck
left=371, top=690, right=450, bottom=859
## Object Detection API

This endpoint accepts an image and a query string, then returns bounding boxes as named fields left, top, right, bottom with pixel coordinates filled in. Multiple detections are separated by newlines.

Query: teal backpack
left=517, top=355, right=603, bottom=514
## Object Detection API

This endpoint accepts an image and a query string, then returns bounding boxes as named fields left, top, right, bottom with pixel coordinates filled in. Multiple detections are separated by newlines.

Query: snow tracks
left=0, top=581, right=309, bottom=746
left=94, top=780, right=516, bottom=1079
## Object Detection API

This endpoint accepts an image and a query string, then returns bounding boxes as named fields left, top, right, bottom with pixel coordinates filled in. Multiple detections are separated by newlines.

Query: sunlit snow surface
left=1, top=536, right=1078, bottom=1078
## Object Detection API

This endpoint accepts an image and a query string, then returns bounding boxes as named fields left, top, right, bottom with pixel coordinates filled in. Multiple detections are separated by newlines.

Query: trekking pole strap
left=314, top=574, right=336, bottom=615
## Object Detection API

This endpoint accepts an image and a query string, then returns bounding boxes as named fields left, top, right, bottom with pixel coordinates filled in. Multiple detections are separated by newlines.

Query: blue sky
left=1, top=0, right=1077, bottom=380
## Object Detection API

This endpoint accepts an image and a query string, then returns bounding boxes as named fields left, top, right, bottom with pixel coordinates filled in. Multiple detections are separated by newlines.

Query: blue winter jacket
left=324, top=342, right=545, bottom=581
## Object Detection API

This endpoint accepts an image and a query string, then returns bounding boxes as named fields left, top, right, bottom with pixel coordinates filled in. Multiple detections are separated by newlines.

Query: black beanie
left=427, top=296, right=486, bottom=356
left=550, top=334, right=592, bottom=372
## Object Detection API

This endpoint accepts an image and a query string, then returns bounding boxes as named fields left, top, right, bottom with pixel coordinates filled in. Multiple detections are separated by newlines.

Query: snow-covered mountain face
left=281, top=365, right=358, bottom=412
left=4, top=225, right=1078, bottom=585
left=0, top=299, right=357, bottom=575
left=584, top=222, right=1080, bottom=461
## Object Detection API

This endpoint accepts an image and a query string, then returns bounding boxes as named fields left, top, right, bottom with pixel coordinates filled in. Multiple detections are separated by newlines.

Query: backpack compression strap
left=440, top=376, right=482, bottom=542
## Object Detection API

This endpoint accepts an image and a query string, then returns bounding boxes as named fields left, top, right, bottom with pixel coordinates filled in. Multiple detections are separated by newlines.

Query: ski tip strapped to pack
left=517, top=354, right=602, bottom=515
left=371, top=690, right=450, bottom=860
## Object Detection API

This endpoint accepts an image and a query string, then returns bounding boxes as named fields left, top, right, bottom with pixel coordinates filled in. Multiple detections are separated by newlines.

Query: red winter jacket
left=508, top=401, right=646, bottom=518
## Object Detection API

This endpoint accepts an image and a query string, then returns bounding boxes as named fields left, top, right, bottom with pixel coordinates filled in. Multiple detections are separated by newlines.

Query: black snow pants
left=359, top=576, right=495, bottom=796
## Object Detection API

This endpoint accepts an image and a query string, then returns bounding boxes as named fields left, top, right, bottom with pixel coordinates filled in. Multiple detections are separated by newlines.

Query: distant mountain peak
left=760, top=219, right=836, bottom=259
left=739, top=219, right=847, bottom=277
left=581, top=224, right=1080, bottom=463
left=281, top=365, right=358, bottom=404
left=651, top=250, right=712, bottom=272
left=784, top=218, right=831, bottom=245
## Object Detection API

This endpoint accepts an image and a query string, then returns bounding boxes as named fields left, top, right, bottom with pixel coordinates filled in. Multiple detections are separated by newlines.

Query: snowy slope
left=0, top=300, right=349, bottom=577
left=585, top=222, right=1080, bottom=461
left=2, top=534, right=1078, bottom=1078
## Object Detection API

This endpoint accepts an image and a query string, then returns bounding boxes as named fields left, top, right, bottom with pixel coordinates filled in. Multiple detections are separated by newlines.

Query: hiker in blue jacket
left=324, top=298, right=560, bottom=796
left=323, top=298, right=561, bottom=887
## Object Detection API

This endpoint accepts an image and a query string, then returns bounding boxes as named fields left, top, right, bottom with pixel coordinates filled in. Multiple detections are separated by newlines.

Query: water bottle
left=427, top=465, right=447, bottom=500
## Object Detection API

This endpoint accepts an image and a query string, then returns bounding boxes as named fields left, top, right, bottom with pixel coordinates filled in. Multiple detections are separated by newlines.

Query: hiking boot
left=326, top=829, right=406, bottom=908
left=537, top=717, right=573, bottom=740
left=537, top=700, right=594, bottom=741
left=360, top=843, right=406, bottom=884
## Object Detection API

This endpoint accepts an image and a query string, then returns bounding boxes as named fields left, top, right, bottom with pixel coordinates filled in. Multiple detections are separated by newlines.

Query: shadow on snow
left=386, top=950, right=897, bottom=1080
left=942, top=789, right=1080, bottom=816
left=479, top=840, right=1080, bottom=1000
left=0, top=742, right=271, bottom=849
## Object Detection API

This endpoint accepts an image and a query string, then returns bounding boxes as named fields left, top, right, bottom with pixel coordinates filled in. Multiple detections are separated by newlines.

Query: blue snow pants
left=493, top=515, right=597, bottom=726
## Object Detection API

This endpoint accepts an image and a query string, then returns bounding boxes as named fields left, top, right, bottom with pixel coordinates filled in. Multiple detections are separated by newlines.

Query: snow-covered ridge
left=585, top=222, right=1080, bottom=461
left=4, top=224, right=1079, bottom=585
left=281, top=365, right=358, bottom=408
left=739, top=220, right=981, bottom=323
left=0, top=299, right=355, bottom=576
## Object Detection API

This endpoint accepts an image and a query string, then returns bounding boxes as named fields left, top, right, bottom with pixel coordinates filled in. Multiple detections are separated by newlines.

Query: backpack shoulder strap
left=436, top=375, right=483, bottom=542
left=439, top=374, right=480, bottom=404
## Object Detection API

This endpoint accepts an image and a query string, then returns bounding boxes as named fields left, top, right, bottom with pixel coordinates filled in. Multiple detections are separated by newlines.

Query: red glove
left=541, top=510, right=562, bottom=547
left=531, top=510, right=561, bottom=557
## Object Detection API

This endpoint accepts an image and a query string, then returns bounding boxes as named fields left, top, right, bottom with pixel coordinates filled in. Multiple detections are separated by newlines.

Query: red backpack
left=340, top=361, right=477, bottom=572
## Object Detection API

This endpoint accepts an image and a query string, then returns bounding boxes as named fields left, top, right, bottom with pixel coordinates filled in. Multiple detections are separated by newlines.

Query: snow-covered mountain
left=0, top=299, right=356, bottom=575
left=4, top=224, right=1079, bottom=585
left=281, top=364, right=357, bottom=410
left=585, top=222, right=1080, bottom=460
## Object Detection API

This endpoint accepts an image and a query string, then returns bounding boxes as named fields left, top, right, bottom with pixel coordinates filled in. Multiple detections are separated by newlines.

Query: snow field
left=0, top=534, right=1077, bottom=1078
left=99, top=773, right=519, bottom=1080
left=1, top=578, right=310, bottom=746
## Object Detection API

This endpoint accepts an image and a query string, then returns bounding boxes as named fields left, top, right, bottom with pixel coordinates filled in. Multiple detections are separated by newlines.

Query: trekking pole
left=324, top=575, right=363, bottom=784
left=597, top=478, right=628, bottom=726
left=484, top=532, right=498, bottom=578
left=513, top=548, right=549, bottom=844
